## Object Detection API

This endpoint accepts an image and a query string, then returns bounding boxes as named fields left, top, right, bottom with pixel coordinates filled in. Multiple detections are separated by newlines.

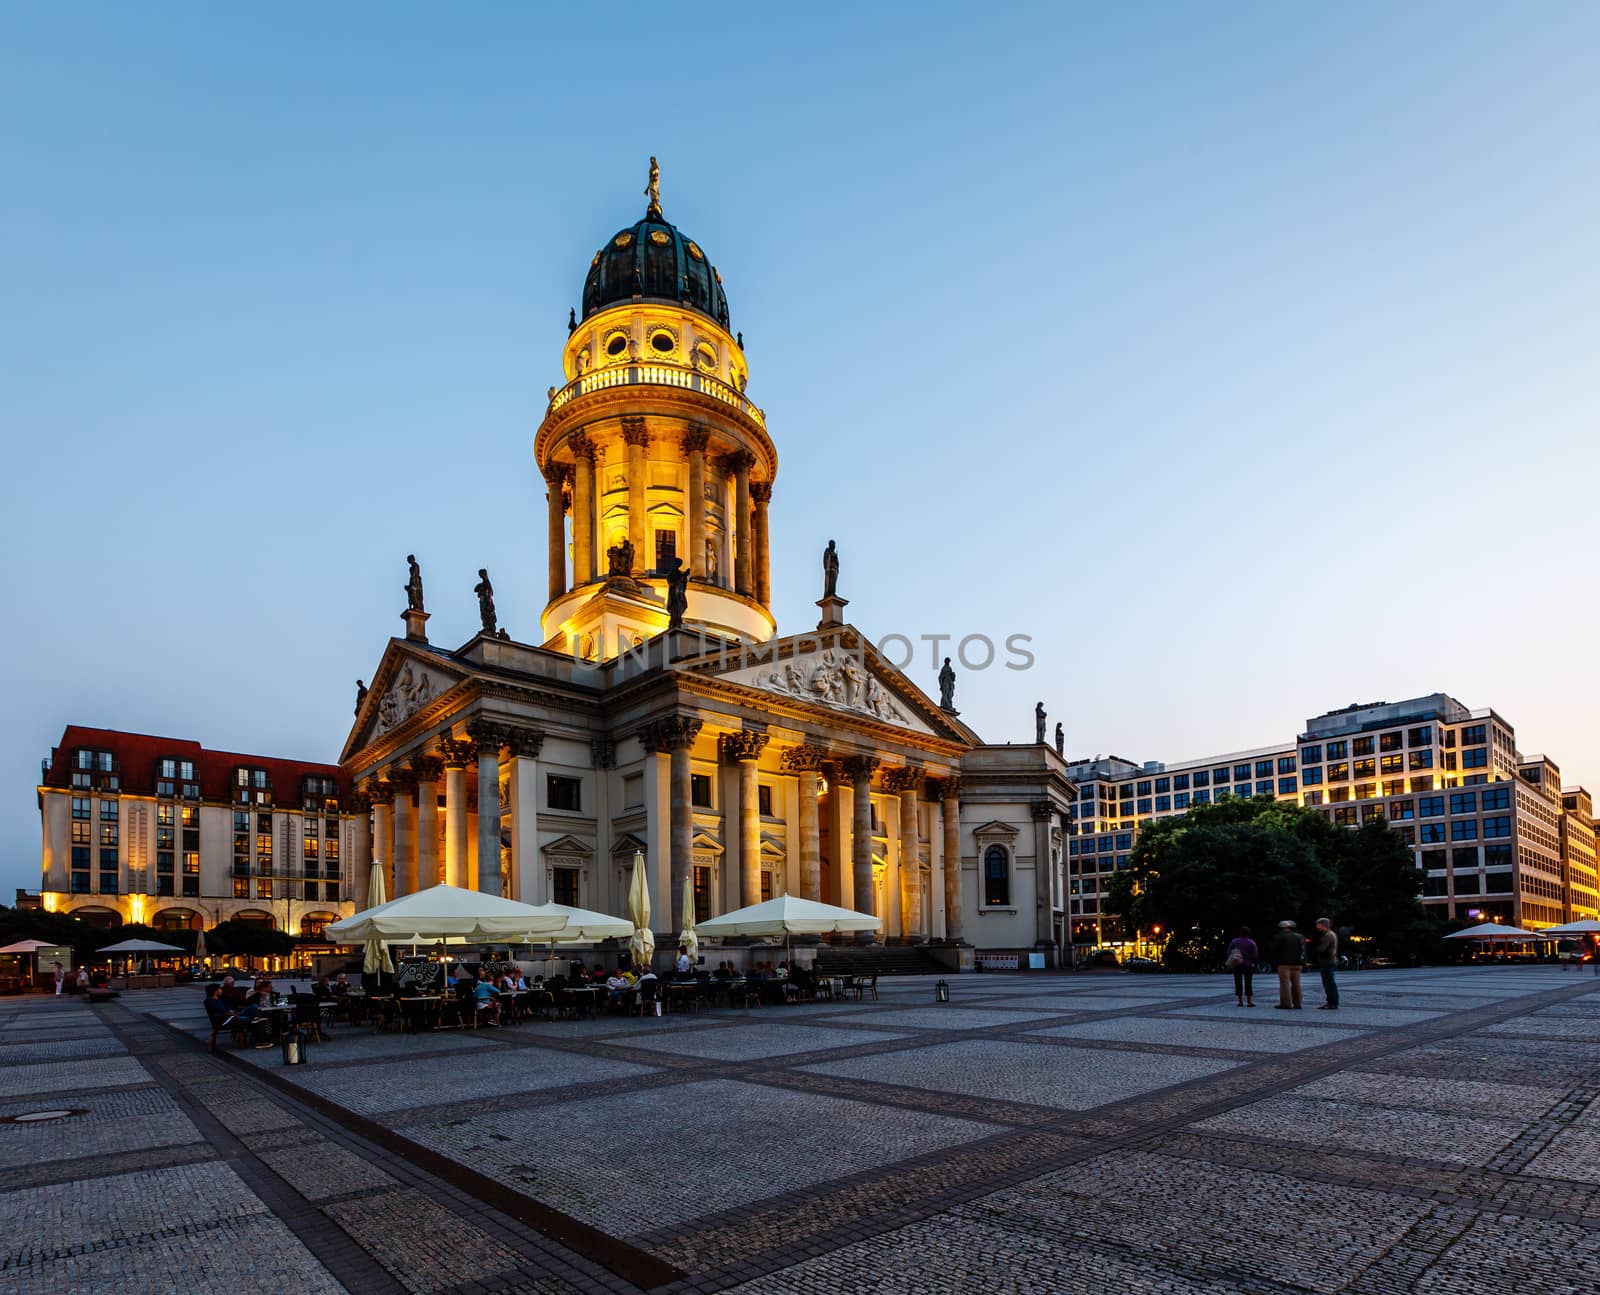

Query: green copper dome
left=580, top=160, right=731, bottom=330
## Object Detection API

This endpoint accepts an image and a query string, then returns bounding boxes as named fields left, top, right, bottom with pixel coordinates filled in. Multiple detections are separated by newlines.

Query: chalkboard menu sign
left=396, top=957, right=443, bottom=993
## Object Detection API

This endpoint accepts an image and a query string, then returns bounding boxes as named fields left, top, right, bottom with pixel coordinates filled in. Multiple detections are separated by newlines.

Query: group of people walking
left=1223, top=918, right=1340, bottom=1010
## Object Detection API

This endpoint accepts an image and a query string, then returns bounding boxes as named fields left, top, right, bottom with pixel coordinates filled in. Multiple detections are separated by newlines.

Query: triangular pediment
left=972, top=819, right=1020, bottom=840
left=759, top=834, right=786, bottom=858
left=343, top=641, right=468, bottom=762
left=681, top=628, right=975, bottom=744
left=610, top=832, right=648, bottom=857
left=544, top=834, right=596, bottom=859
left=690, top=829, right=725, bottom=854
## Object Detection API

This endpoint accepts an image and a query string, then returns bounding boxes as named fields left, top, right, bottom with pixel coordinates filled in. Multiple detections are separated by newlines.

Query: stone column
left=349, top=790, right=373, bottom=906
left=722, top=731, right=770, bottom=906
left=842, top=757, right=879, bottom=925
left=648, top=717, right=703, bottom=936
left=939, top=777, right=964, bottom=942
left=885, top=768, right=925, bottom=941
left=622, top=417, right=649, bottom=572
left=506, top=728, right=544, bottom=904
left=439, top=739, right=471, bottom=888
left=545, top=464, right=569, bottom=601
left=413, top=756, right=442, bottom=890
left=684, top=426, right=709, bottom=579
left=467, top=720, right=504, bottom=896
left=728, top=451, right=754, bottom=596
left=783, top=745, right=827, bottom=901
left=389, top=768, right=418, bottom=896
left=571, top=432, right=596, bottom=586
left=751, top=480, right=772, bottom=605
left=368, top=779, right=393, bottom=901
left=1032, top=800, right=1056, bottom=958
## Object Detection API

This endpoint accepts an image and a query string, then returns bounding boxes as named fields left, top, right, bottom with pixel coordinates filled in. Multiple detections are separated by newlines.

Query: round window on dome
left=649, top=230, right=670, bottom=245
left=605, top=332, right=629, bottom=360
left=650, top=330, right=676, bottom=355
left=693, top=341, right=717, bottom=372
left=614, top=232, right=633, bottom=248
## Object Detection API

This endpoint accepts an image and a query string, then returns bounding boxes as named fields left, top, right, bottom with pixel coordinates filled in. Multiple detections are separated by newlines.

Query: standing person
left=1270, top=920, right=1306, bottom=1010
left=53, top=962, right=65, bottom=996
left=675, top=945, right=692, bottom=976
left=1310, top=917, right=1340, bottom=1010
left=1224, top=927, right=1258, bottom=1007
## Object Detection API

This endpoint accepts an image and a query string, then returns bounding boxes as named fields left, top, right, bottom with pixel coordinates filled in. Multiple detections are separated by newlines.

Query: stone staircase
left=812, top=945, right=949, bottom=977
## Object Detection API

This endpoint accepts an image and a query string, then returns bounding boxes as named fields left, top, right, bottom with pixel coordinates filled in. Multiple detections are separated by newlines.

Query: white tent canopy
left=327, top=884, right=570, bottom=945
left=695, top=895, right=882, bottom=939
left=522, top=902, right=633, bottom=943
left=0, top=939, right=58, bottom=954
left=98, top=939, right=185, bottom=953
left=1442, top=922, right=1540, bottom=941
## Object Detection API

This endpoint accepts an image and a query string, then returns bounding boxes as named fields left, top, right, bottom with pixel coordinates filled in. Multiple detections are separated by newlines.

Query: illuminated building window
left=1381, top=732, right=1403, bottom=752
left=983, top=845, right=1011, bottom=907
left=1353, top=737, right=1375, bottom=757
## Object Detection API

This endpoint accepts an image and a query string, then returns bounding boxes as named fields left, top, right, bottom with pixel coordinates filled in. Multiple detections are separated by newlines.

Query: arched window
left=153, top=908, right=198, bottom=931
left=983, top=845, right=1011, bottom=907
left=300, top=912, right=336, bottom=940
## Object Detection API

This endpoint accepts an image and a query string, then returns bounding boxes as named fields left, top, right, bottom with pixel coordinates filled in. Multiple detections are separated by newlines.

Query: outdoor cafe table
left=256, top=1004, right=293, bottom=1043
left=398, top=995, right=443, bottom=1032
left=562, top=986, right=599, bottom=1019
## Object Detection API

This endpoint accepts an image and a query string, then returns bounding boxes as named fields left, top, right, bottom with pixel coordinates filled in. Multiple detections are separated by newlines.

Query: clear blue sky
left=3, top=3, right=1598, bottom=895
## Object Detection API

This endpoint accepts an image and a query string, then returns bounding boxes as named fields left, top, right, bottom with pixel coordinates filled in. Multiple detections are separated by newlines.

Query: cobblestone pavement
left=2, top=966, right=1598, bottom=1293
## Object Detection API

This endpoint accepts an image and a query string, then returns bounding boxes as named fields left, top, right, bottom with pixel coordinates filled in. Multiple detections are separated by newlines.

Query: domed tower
left=535, top=160, right=777, bottom=660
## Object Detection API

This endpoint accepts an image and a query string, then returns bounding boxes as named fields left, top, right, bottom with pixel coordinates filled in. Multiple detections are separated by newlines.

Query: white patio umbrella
left=627, top=850, right=655, bottom=970
left=522, top=903, right=633, bottom=943
left=327, top=883, right=569, bottom=946
left=679, top=874, right=698, bottom=964
left=0, top=939, right=57, bottom=988
left=1539, top=919, right=1600, bottom=936
left=97, top=939, right=185, bottom=953
left=362, top=860, right=395, bottom=975
left=1442, top=922, right=1539, bottom=941
left=696, top=894, right=881, bottom=966
left=193, top=927, right=208, bottom=965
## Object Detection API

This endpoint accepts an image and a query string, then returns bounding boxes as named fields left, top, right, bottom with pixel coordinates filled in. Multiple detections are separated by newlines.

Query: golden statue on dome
left=645, top=156, right=662, bottom=220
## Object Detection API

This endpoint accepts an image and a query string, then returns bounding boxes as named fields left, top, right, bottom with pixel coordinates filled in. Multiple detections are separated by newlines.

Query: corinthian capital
left=621, top=417, right=650, bottom=447
left=569, top=430, right=596, bottom=465
left=840, top=755, right=879, bottom=784
left=641, top=716, right=703, bottom=753
left=781, top=743, right=829, bottom=774
left=750, top=481, right=773, bottom=505
left=882, top=766, right=925, bottom=795
left=719, top=730, right=770, bottom=763
left=681, top=425, right=710, bottom=455
left=411, top=755, right=444, bottom=783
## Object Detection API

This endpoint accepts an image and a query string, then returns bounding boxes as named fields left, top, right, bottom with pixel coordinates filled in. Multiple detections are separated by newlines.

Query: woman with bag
left=1224, top=926, right=1258, bottom=1007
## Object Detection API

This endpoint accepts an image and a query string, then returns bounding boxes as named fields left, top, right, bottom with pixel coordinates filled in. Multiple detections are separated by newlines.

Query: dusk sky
left=3, top=3, right=1598, bottom=896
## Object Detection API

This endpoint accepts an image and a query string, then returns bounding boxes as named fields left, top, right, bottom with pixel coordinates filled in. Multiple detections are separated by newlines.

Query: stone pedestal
left=815, top=595, right=850, bottom=629
left=402, top=609, right=430, bottom=643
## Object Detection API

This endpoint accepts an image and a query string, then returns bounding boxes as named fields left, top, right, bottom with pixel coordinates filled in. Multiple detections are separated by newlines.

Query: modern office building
left=37, top=726, right=361, bottom=936
left=1065, top=693, right=1595, bottom=946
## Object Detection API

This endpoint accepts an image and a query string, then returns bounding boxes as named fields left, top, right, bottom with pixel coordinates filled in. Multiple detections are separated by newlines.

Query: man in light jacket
left=1270, top=920, right=1306, bottom=1010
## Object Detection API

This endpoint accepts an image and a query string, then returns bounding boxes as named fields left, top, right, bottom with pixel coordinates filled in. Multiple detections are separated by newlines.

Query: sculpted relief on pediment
left=374, top=661, right=447, bottom=736
left=750, top=650, right=912, bottom=726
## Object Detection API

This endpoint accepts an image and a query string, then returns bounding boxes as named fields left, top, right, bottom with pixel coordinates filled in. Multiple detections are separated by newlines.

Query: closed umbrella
left=193, top=927, right=208, bottom=966
left=363, top=859, right=394, bottom=975
left=680, top=874, right=698, bottom=965
left=628, top=850, right=655, bottom=971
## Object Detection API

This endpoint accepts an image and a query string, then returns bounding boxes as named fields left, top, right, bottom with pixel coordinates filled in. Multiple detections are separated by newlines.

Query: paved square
left=6, top=966, right=1599, bottom=1295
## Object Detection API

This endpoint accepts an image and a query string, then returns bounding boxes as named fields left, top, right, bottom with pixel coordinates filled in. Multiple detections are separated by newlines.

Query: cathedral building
left=340, top=165, right=1073, bottom=966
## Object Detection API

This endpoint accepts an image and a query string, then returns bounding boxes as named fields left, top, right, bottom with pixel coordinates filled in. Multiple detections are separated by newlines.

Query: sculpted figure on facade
left=405, top=554, right=425, bottom=612
left=938, top=657, right=956, bottom=710
left=475, top=568, right=497, bottom=634
left=822, top=539, right=840, bottom=598
left=1055, top=722, right=1065, bottom=756
left=607, top=538, right=635, bottom=579
left=662, top=555, right=690, bottom=629
left=354, top=679, right=367, bottom=717
left=374, top=661, right=439, bottom=736
left=1035, top=701, right=1047, bottom=744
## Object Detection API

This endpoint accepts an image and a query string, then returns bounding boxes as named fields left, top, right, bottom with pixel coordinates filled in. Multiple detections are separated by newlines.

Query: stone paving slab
left=1167, top=1001, right=1444, bottom=1027
left=804, top=1037, right=1240, bottom=1109
left=1192, top=1094, right=1529, bottom=1166
left=614, top=1022, right=910, bottom=1061
left=283, top=1040, right=658, bottom=1113
left=1004, top=993, right=1175, bottom=1011
left=0, top=1086, right=203, bottom=1166
left=1295, top=1070, right=1562, bottom=1119
left=812, top=1005, right=1075, bottom=1030
left=0, top=1035, right=126, bottom=1064
left=409, top=1077, right=994, bottom=1236
left=0, top=1054, right=152, bottom=1099
left=324, top=1186, right=533, bottom=1293
left=1031, top=1014, right=1363, bottom=1052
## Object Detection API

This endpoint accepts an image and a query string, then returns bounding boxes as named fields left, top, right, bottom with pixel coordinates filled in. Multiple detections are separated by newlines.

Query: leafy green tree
left=1104, top=796, right=1428, bottom=966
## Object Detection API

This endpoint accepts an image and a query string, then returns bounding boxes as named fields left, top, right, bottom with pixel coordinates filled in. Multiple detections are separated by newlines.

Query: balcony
left=547, top=364, right=765, bottom=428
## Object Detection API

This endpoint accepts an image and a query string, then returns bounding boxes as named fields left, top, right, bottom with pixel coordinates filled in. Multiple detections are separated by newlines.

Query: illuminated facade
left=36, top=726, right=361, bottom=936
left=340, top=168, right=1073, bottom=964
left=1066, top=693, right=1596, bottom=943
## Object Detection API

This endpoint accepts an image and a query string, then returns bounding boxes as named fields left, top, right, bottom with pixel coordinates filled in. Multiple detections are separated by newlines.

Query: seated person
left=219, top=974, right=248, bottom=1009
left=713, top=961, right=733, bottom=981
left=313, top=975, right=335, bottom=1000
left=472, top=976, right=501, bottom=1026
left=204, top=984, right=245, bottom=1036
left=544, top=973, right=568, bottom=993
left=605, top=971, right=630, bottom=1008
left=333, top=973, right=351, bottom=995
